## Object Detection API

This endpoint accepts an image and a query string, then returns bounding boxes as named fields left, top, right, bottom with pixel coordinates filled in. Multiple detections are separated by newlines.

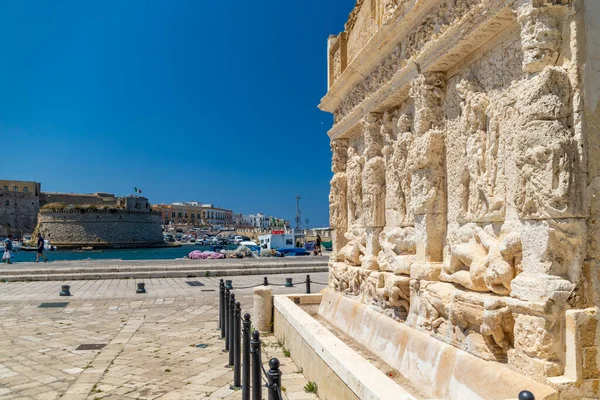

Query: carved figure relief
left=347, top=146, right=365, bottom=226
left=330, top=139, right=348, bottom=230
left=336, top=228, right=366, bottom=266
left=441, top=224, right=522, bottom=295
left=384, top=113, right=414, bottom=227
left=362, top=113, right=386, bottom=228
left=514, top=67, right=581, bottom=219
left=366, top=272, right=411, bottom=319
left=377, top=227, right=416, bottom=275
left=410, top=72, right=446, bottom=135
left=457, top=80, right=505, bottom=221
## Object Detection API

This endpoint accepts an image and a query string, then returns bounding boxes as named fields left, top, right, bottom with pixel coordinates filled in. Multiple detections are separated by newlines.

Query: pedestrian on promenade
left=315, top=234, right=322, bottom=256
left=35, top=233, right=48, bottom=263
left=2, top=235, right=13, bottom=264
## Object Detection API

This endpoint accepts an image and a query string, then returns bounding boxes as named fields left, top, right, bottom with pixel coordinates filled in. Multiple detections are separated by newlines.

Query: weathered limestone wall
left=321, top=0, right=600, bottom=398
left=38, top=210, right=164, bottom=248
left=0, top=192, right=39, bottom=236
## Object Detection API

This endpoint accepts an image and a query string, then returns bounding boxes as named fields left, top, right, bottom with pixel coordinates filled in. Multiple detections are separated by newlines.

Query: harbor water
left=5, top=245, right=240, bottom=263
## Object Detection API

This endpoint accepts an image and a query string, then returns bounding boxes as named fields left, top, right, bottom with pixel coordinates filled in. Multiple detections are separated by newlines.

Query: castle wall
left=40, top=193, right=118, bottom=207
left=0, top=192, right=39, bottom=236
left=322, top=0, right=600, bottom=397
left=38, top=210, right=164, bottom=248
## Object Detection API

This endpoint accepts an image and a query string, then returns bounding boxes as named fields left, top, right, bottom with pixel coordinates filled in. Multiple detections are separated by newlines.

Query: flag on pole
left=134, top=187, right=142, bottom=194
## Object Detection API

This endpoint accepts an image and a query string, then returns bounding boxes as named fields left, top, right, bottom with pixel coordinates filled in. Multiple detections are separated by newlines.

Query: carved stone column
left=362, top=113, right=385, bottom=270
left=408, top=72, right=447, bottom=278
left=329, top=139, right=349, bottom=258
left=510, top=1, right=587, bottom=378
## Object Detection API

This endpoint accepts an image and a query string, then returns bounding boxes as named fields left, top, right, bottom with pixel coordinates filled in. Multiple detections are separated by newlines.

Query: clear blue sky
left=0, top=0, right=355, bottom=227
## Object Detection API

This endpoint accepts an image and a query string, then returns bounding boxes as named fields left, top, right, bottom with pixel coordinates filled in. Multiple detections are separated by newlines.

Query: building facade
left=0, top=180, right=41, bottom=236
left=153, top=202, right=233, bottom=227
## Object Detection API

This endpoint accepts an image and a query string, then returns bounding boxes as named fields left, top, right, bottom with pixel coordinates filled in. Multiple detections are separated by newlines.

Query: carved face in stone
left=331, top=139, right=348, bottom=173
left=516, top=3, right=562, bottom=73
left=397, top=114, right=412, bottom=133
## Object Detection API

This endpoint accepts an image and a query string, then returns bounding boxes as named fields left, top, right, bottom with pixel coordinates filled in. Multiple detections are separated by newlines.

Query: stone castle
left=321, top=0, right=600, bottom=398
left=1, top=180, right=163, bottom=248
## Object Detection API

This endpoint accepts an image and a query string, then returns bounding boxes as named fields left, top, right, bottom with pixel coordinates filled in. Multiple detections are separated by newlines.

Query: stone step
left=0, top=259, right=327, bottom=276
left=0, top=265, right=329, bottom=282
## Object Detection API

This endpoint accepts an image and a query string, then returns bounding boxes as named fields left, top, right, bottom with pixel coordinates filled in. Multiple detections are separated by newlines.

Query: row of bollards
left=58, top=275, right=317, bottom=297
left=59, top=282, right=148, bottom=296
left=219, top=279, right=283, bottom=400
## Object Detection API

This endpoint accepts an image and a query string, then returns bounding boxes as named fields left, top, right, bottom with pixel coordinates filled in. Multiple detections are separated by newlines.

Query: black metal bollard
left=263, top=276, right=269, bottom=286
left=285, top=278, right=293, bottom=287
left=519, top=391, right=535, bottom=400
left=242, top=313, right=251, bottom=400
left=219, top=279, right=224, bottom=330
left=136, top=282, right=146, bottom=294
left=231, top=302, right=242, bottom=389
left=250, top=331, right=262, bottom=400
left=224, top=289, right=230, bottom=345
left=266, top=358, right=282, bottom=400
left=306, top=274, right=311, bottom=294
left=228, top=293, right=235, bottom=367
left=59, top=285, right=71, bottom=296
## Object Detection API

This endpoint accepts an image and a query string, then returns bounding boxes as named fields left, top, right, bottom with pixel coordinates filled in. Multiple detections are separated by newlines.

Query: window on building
left=172, top=212, right=176, bottom=217
left=23, top=187, right=29, bottom=193
left=13, top=186, right=18, bottom=192
left=2, top=186, right=7, bottom=191
left=184, top=213, right=188, bottom=218
left=178, top=212, right=182, bottom=218
left=191, top=213, right=195, bottom=219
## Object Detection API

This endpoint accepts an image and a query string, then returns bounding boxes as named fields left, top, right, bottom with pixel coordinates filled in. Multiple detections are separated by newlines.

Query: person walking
left=2, top=235, right=13, bottom=264
left=315, top=234, right=322, bottom=256
left=35, top=233, right=48, bottom=263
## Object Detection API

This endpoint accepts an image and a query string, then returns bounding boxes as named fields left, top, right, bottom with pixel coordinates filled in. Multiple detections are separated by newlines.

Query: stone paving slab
left=0, top=277, right=324, bottom=400
left=0, top=272, right=329, bottom=301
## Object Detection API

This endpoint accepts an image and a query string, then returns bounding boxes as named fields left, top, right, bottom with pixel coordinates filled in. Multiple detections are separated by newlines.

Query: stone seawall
left=38, top=210, right=164, bottom=248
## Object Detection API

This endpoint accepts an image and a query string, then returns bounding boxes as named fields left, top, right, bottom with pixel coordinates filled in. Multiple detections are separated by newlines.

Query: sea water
left=8, top=245, right=239, bottom=263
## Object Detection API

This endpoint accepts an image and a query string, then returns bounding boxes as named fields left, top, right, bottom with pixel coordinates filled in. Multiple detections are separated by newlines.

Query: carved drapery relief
left=330, top=139, right=349, bottom=256
left=441, top=224, right=522, bottom=296
left=347, top=145, right=365, bottom=227
left=514, top=67, right=583, bottom=219
left=457, top=80, right=505, bottom=222
left=362, top=113, right=386, bottom=228
left=384, top=113, right=414, bottom=227
left=515, top=0, right=567, bottom=74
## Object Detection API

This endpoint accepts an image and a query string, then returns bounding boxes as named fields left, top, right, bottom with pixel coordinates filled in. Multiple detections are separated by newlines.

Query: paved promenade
left=0, top=272, right=328, bottom=399
left=0, top=257, right=329, bottom=282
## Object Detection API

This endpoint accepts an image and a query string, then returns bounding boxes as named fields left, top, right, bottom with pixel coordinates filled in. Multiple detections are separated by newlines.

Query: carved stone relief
left=441, top=223, right=521, bottom=295
left=514, top=67, right=583, bottom=219
left=330, top=139, right=349, bottom=256
left=346, top=145, right=365, bottom=227
left=325, top=0, right=597, bottom=392
left=457, top=80, right=505, bottom=222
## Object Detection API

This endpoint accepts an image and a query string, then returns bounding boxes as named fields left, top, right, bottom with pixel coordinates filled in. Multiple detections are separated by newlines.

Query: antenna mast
left=295, top=195, right=302, bottom=230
